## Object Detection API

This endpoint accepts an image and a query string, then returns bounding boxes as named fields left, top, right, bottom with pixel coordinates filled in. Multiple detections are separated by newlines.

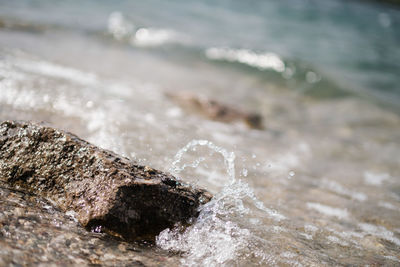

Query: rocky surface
left=0, top=120, right=212, bottom=242
left=0, top=180, right=181, bottom=266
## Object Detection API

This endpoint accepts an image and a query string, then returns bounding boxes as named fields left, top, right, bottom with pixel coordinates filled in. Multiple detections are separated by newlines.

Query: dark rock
left=0, top=180, right=181, bottom=266
left=0, top=120, right=212, bottom=241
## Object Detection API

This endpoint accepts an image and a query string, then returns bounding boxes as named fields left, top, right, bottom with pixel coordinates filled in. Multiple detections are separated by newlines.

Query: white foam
left=107, top=11, right=185, bottom=47
left=108, top=11, right=134, bottom=40
left=378, top=201, right=399, bottom=211
left=132, top=27, right=178, bottom=47
left=306, top=202, right=349, bottom=220
left=157, top=216, right=252, bottom=266
left=205, top=47, right=285, bottom=73
left=359, top=223, right=400, bottom=246
left=320, top=179, right=367, bottom=202
left=14, top=59, right=98, bottom=85
left=363, top=171, right=390, bottom=186
left=0, top=56, right=129, bottom=154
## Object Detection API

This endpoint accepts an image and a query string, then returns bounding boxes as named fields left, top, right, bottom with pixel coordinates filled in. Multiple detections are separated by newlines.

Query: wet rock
left=165, top=91, right=264, bottom=129
left=0, top=120, right=212, bottom=241
left=0, top=181, right=181, bottom=266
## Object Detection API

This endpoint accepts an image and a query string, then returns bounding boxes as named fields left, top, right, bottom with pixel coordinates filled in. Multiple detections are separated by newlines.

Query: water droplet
left=288, top=170, right=295, bottom=179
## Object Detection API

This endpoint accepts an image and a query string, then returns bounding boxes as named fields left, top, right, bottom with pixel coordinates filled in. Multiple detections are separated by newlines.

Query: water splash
left=157, top=140, right=284, bottom=266
left=170, top=139, right=236, bottom=184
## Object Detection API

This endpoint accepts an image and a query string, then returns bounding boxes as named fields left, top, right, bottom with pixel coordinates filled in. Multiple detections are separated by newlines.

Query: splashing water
left=157, top=140, right=284, bottom=266
left=170, top=139, right=236, bottom=184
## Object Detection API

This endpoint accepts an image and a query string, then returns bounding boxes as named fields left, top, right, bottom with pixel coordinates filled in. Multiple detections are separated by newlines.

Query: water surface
left=0, top=0, right=399, bottom=265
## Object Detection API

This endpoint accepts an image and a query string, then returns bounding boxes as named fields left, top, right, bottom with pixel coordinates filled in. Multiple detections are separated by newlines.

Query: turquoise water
left=1, top=0, right=399, bottom=107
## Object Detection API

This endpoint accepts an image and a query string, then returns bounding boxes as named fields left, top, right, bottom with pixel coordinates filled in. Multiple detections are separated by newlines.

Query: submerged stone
left=0, top=120, right=212, bottom=241
left=165, top=91, right=264, bottom=129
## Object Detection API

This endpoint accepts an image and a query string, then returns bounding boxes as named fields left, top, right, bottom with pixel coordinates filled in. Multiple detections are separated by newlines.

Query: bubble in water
left=241, top=168, right=248, bottom=177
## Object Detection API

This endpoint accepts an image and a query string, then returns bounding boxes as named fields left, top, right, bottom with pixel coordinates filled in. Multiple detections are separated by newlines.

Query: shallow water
left=1, top=0, right=400, bottom=265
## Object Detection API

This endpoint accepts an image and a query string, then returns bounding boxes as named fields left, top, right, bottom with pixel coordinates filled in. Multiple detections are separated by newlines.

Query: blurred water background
left=0, top=0, right=399, bottom=265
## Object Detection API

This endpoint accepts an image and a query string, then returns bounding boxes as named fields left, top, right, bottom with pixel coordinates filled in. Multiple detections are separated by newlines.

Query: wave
left=105, top=13, right=355, bottom=101
left=205, top=47, right=285, bottom=73
left=107, top=11, right=186, bottom=47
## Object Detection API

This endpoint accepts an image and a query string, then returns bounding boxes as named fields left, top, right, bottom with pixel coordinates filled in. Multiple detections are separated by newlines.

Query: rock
left=0, top=120, right=212, bottom=241
left=0, top=181, right=181, bottom=266
left=165, top=91, right=264, bottom=129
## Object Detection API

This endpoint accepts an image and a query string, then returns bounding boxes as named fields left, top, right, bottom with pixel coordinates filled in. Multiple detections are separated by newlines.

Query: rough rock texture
left=0, top=180, right=181, bottom=266
left=0, top=120, right=212, bottom=241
